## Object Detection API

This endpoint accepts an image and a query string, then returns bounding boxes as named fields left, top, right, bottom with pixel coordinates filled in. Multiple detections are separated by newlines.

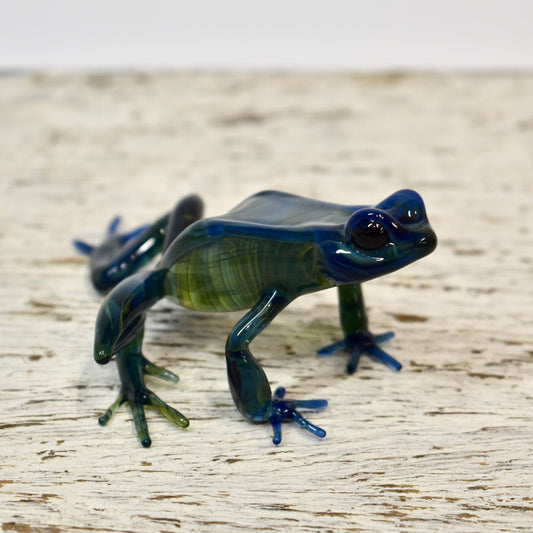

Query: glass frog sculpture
left=75, top=190, right=437, bottom=446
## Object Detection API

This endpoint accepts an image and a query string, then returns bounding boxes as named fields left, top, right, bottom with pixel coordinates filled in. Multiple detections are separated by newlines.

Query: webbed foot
left=318, top=331, right=400, bottom=373
left=73, top=215, right=149, bottom=256
left=99, top=352, right=189, bottom=447
left=268, top=387, right=327, bottom=445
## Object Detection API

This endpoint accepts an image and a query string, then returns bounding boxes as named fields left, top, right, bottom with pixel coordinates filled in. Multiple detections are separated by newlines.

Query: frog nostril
left=417, top=232, right=437, bottom=248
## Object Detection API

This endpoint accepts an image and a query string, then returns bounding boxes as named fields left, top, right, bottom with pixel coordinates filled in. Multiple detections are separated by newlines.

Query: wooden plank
left=0, top=72, right=532, bottom=532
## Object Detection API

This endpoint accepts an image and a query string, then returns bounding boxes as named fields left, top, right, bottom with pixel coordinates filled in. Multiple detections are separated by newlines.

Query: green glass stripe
left=168, top=237, right=326, bottom=312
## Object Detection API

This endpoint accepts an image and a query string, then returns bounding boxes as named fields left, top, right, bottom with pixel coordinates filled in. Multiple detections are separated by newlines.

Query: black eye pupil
left=351, top=221, right=388, bottom=250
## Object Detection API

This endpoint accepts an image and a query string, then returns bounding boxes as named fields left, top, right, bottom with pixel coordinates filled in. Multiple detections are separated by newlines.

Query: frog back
left=226, top=190, right=359, bottom=227
left=160, top=191, right=353, bottom=312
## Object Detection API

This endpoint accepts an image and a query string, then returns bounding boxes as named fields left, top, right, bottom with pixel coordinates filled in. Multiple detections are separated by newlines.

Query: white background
left=1, top=0, right=532, bottom=70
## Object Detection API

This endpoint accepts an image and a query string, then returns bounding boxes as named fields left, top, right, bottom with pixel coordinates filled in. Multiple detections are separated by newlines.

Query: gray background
left=1, top=0, right=532, bottom=70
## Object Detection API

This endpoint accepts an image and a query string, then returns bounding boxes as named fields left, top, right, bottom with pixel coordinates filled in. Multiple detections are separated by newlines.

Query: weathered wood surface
left=1, top=72, right=532, bottom=532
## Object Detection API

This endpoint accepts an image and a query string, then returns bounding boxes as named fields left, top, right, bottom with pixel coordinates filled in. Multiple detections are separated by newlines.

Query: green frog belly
left=165, top=237, right=324, bottom=312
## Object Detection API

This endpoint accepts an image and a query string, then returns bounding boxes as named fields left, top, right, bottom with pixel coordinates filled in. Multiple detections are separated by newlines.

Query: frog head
left=319, top=189, right=437, bottom=285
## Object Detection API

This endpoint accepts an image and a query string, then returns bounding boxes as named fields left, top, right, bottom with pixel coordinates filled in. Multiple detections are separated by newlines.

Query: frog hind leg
left=162, top=194, right=203, bottom=252
left=317, top=284, right=401, bottom=373
left=94, top=268, right=189, bottom=447
left=226, top=288, right=328, bottom=445
left=74, top=194, right=203, bottom=292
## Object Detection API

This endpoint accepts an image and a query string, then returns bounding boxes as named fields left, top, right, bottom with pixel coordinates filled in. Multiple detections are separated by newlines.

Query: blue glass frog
left=75, top=190, right=437, bottom=446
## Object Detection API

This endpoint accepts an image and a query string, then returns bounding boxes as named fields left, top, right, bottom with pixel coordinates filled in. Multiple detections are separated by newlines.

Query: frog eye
left=350, top=220, right=389, bottom=250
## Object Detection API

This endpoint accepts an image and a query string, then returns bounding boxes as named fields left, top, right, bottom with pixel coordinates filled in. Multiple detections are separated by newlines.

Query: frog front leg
left=318, top=284, right=400, bottom=373
left=226, top=288, right=327, bottom=444
left=94, top=270, right=189, bottom=447
left=99, top=328, right=189, bottom=447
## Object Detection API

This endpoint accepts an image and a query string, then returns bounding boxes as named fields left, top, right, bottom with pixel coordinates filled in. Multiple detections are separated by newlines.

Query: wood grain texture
left=0, top=72, right=532, bottom=532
